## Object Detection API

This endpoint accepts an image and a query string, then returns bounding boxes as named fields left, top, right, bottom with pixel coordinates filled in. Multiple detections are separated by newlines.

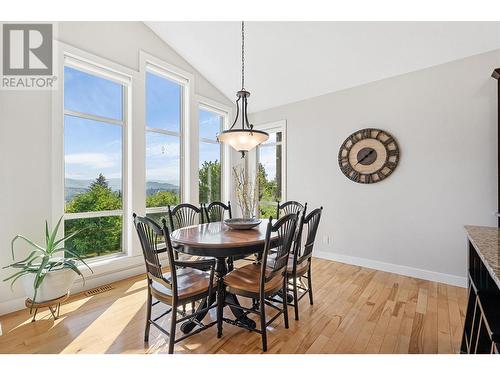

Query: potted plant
left=3, top=216, right=92, bottom=306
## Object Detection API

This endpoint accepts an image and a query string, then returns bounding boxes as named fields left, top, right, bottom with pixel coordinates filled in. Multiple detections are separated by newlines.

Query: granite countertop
left=465, top=225, right=500, bottom=289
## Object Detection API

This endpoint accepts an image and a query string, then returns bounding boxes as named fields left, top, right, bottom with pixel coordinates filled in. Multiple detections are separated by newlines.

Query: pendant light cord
left=241, top=21, right=245, bottom=89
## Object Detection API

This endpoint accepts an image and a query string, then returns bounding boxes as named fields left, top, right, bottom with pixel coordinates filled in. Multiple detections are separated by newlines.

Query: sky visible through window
left=145, top=71, right=182, bottom=192
left=64, top=68, right=187, bottom=204
left=64, top=67, right=224, bottom=205
left=145, top=132, right=180, bottom=184
left=146, top=72, right=181, bottom=133
left=64, top=66, right=124, bottom=202
left=64, top=66, right=122, bottom=120
left=199, top=108, right=221, bottom=166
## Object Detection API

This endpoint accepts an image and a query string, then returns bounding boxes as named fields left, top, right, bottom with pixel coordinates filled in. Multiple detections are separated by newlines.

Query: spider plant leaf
left=47, top=257, right=66, bottom=271
left=45, top=220, right=50, bottom=247
left=64, top=262, right=85, bottom=285
left=64, top=261, right=83, bottom=276
left=3, top=250, right=40, bottom=269
left=34, top=272, right=47, bottom=290
left=47, top=216, right=64, bottom=251
left=11, top=235, right=45, bottom=259
left=3, top=269, right=29, bottom=282
left=54, top=248, right=93, bottom=273
left=53, top=228, right=84, bottom=248
left=26, top=257, right=41, bottom=268
left=8, top=271, right=30, bottom=291
left=33, top=255, right=50, bottom=290
left=7, top=262, right=40, bottom=270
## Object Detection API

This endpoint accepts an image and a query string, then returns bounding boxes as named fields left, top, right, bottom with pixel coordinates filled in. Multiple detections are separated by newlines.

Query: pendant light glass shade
left=217, top=129, right=269, bottom=152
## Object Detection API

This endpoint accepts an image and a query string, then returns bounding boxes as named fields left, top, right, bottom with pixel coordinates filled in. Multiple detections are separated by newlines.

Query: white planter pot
left=22, top=268, right=77, bottom=302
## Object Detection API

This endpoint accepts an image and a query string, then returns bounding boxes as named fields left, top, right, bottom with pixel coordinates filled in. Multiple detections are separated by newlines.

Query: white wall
left=0, top=22, right=232, bottom=314
left=249, top=50, right=500, bottom=286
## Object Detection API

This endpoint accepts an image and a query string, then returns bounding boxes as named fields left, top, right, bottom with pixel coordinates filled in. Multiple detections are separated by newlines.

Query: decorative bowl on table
left=224, top=218, right=262, bottom=230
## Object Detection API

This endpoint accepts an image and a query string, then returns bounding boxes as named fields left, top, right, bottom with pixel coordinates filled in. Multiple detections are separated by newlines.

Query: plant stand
left=25, top=292, right=69, bottom=322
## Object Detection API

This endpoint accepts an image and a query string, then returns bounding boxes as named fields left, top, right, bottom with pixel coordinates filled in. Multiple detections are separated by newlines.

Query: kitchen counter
left=462, top=225, right=500, bottom=353
left=465, top=225, right=500, bottom=289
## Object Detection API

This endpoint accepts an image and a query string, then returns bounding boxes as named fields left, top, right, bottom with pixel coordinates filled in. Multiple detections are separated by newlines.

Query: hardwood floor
left=0, top=258, right=466, bottom=354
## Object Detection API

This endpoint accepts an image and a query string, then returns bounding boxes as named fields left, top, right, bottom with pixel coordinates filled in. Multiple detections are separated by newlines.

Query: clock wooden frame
left=338, top=128, right=400, bottom=184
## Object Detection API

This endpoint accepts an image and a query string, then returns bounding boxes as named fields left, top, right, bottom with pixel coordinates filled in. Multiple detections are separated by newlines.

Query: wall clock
left=338, top=128, right=400, bottom=184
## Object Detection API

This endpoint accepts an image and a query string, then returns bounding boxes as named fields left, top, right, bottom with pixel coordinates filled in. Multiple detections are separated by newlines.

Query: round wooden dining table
left=171, top=220, right=276, bottom=335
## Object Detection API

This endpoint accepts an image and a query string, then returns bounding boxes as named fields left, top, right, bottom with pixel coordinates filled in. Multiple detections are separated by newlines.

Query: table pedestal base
left=180, top=257, right=258, bottom=334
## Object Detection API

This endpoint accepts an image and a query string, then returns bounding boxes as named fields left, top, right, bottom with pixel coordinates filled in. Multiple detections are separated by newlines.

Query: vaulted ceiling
left=145, top=22, right=500, bottom=112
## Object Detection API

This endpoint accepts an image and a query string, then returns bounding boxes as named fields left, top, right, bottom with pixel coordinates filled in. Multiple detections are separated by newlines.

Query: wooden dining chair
left=133, top=214, right=217, bottom=354
left=204, top=201, right=243, bottom=270
left=276, top=200, right=306, bottom=219
left=168, top=203, right=204, bottom=231
left=286, top=207, right=322, bottom=320
left=222, top=213, right=298, bottom=352
left=203, top=201, right=232, bottom=223
left=168, top=203, right=212, bottom=270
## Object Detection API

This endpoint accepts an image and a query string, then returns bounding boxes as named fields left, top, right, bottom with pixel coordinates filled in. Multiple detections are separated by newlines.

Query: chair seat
left=224, top=264, right=284, bottom=297
left=151, top=268, right=211, bottom=302
left=286, top=258, right=310, bottom=276
left=176, top=252, right=214, bottom=270
left=268, top=253, right=310, bottom=276
left=177, top=253, right=211, bottom=262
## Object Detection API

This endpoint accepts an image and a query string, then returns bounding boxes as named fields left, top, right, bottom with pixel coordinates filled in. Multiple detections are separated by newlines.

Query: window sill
left=76, top=251, right=143, bottom=283
left=82, top=251, right=129, bottom=267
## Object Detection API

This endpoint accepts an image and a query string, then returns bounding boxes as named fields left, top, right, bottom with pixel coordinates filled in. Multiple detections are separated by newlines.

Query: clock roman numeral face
left=338, top=128, right=400, bottom=184
left=388, top=149, right=399, bottom=157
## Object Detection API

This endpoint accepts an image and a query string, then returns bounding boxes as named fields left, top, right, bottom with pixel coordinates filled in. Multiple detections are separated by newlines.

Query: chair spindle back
left=133, top=214, right=178, bottom=291
left=276, top=200, right=305, bottom=219
left=168, top=203, right=203, bottom=231
left=261, top=213, right=298, bottom=286
left=204, top=201, right=232, bottom=223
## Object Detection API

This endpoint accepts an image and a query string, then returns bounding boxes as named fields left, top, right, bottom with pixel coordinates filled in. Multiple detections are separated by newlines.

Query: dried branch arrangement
left=232, top=166, right=258, bottom=219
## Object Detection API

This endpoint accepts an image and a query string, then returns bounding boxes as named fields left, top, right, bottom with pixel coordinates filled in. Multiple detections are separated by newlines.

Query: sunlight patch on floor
left=60, top=283, right=146, bottom=353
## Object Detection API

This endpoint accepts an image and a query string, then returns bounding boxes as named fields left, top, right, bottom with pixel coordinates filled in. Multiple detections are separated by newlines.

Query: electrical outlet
left=322, top=235, right=330, bottom=245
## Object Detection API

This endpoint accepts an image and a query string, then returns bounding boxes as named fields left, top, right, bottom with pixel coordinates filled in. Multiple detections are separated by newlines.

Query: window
left=198, top=107, right=222, bottom=203
left=256, top=123, right=286, bottom=218
left=63, top=64, right=128, bottom=260
left=145, top=69, right=184, bottom=222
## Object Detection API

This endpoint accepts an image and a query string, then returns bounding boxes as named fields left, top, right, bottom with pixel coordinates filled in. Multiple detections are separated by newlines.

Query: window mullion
left=65, top=210, right=123, bottom=220
left=64, top=109, right=124, bottom=127
left=146, top=127, right=180, bottom=137
left=200, top=138, right=219, bottom=144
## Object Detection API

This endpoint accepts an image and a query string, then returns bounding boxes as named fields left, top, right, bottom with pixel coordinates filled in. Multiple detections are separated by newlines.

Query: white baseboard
left=314, top=250, right=467, bottom=288
left=0, top=296, right=27, bottom=318
left=0, top=262, right=146, bottom=316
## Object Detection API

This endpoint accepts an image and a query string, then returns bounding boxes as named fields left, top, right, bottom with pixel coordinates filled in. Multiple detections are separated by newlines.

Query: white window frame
left=252, top=120, right=287, bottom=213
left=197, top=96, right=232, bottom=204
left=141, top=52, right=193, bottom=216
left=52, top=42, right=134, bottom=265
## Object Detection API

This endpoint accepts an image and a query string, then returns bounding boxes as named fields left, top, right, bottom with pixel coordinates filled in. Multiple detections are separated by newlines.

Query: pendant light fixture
left=217, top=21, right=269, bottom=157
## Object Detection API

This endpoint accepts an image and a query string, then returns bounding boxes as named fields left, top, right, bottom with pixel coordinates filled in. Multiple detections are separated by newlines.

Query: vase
left=241, top=207, right=253, bottom=219
left=22, top=268, right=77, bottom=302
